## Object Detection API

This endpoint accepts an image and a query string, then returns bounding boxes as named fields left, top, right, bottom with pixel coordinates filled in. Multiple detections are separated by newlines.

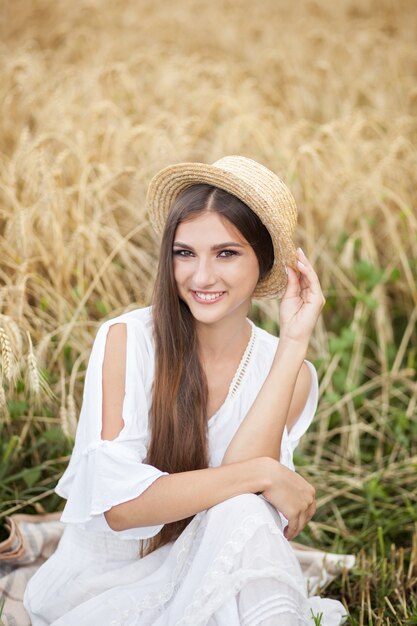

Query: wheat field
left=0, top=0, right=416, bottom=623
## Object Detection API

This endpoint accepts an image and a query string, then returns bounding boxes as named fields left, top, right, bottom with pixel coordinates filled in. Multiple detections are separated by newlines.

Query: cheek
left=240, top=254, right=260, bottom=282
left=226, top=258, right=259, bottom=286
left=173, top=259, right=188, bottom=287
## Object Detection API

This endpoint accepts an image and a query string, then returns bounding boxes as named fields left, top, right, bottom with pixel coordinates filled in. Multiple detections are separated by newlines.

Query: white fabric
left=23, top=305, right=349, bottom=625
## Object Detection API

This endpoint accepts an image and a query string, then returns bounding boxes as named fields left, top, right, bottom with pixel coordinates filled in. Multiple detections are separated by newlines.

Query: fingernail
left=284, top=265, right=288, bottom=275
left=299, top=247, right=306, bottom=257
left=297, top=259, right=306, bottom=268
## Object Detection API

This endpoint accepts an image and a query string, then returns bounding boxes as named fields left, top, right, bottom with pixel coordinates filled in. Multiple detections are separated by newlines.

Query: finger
left=297, top=247, right=313, bottom=265
left=283, top=264, right=301, bottom=299
left=306, top=500, right=317, bottom=522
left=296, top=259, right=320, bottom=290
left=296, top=252, right=325, bottom=303
left=285, top=514, right=300, bottom=541
left=297, top=500, right=317, bottom=533
left=296, top=248, right=322, bottom=284
left=295, top=510, right=311, bottom=538
left=296, top=248, right=318, bottom=276
left=296, top=251, right=321, bottom=287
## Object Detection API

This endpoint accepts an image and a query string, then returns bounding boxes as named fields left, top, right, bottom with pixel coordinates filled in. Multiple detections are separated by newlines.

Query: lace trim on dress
left=106, top=511, right=310, bottom=626
left=208, top=319, right=258, bottom=425
left=229, top=320, right=257, bottom=399
left=176, top=516, right=309, bottom=626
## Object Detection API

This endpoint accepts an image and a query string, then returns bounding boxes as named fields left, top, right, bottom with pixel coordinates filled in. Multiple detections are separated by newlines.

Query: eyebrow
left=173, top=241, right=245, bottom=251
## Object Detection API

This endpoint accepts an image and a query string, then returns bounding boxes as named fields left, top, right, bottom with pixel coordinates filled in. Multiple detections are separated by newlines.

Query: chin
left=191, top=303, right=250, bottom=327
left=188, top=305, right=225, bottom=323
left=181, top=297, right=223, bottom=321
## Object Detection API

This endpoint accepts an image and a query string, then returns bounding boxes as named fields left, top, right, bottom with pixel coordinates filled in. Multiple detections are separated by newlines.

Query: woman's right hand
left=261, top=458, right=316, bottom=540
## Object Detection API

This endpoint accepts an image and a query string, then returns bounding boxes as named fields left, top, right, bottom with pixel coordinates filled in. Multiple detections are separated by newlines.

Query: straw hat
left=146, top=155, right=298, bottom=299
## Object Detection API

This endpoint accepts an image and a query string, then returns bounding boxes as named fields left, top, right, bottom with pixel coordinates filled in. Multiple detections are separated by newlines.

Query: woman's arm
left=221, top=248, right=325, bottom=466
left=101, top=324, right=315, bottom=539
left=106, top=455, right=314, bottom=540
left=221, top=339, right=310, bottom=464
left=100, top=325, right=268, bottom=530
left=105, top=457, right=272, bottom=530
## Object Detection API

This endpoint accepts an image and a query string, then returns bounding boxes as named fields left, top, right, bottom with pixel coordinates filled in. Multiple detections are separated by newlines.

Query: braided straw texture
left=146, top=155, right=298, bottom=299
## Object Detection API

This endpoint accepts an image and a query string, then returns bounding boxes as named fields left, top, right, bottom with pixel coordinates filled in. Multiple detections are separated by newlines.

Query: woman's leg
left=41, top=494, right=311, bottom=626
left=177, top=493, right=310, bottom=625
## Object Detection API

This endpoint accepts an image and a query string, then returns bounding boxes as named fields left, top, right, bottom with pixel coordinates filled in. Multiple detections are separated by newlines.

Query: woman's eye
left=173, top=249, right=238, bottom=258
left=173, top=249, right=193, bottom=257
left=218, top=250, right=238, bottom=258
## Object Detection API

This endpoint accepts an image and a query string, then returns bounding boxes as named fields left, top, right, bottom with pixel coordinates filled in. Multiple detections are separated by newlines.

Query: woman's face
left=173, top=211, right=260, bottom=326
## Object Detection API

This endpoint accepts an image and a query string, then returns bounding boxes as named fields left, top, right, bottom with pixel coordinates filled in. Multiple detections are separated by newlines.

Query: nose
left=192, top=256, right=217, bottom=288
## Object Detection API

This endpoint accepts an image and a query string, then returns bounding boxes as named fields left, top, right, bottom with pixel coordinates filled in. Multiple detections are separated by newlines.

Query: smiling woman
left=23, top=155, right=349, bottom=626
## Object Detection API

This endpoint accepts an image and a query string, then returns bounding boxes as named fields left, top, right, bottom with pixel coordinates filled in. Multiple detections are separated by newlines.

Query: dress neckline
left=207, top=319, right=257, bottom=424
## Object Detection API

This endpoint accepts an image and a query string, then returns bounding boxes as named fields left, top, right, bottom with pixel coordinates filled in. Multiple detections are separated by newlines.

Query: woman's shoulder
left=99, top=305, right=154, bottom=334
left=96, top=305, right=155, bottom=361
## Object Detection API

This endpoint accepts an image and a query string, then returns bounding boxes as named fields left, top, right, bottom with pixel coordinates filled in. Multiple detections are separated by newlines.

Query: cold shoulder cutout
left=54, top=311, right=169, bottom=541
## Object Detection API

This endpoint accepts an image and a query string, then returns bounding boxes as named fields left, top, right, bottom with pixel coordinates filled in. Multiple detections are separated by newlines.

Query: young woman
left=23, top=156, right=348, bottom=625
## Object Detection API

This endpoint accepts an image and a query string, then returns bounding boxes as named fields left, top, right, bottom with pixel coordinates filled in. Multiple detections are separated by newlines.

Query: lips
left=191, top=290, right=226, bottom=304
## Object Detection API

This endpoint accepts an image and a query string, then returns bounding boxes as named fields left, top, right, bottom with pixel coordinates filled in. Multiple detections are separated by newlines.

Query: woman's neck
left=195, top=313, right=252, bottom=364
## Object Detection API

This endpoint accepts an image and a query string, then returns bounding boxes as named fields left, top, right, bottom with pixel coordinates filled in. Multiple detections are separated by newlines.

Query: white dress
left=23, top=306, right=348, bottom=626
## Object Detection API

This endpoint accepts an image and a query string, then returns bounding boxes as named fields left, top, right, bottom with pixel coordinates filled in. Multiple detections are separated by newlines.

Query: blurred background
left=0, top=0, right=416, bottom=622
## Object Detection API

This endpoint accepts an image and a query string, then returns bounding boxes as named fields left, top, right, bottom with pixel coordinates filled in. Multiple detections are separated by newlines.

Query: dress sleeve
left=54, top=315, right=169, bottom=541
left=280, top=359, right=319, bottom=471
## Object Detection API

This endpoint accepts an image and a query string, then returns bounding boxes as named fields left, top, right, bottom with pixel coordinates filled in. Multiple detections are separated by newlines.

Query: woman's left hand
left=278, top=248, right=326, bottom=345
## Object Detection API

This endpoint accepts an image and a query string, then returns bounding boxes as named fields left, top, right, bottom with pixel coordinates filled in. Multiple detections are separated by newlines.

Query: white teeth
left=195, top=291, right=224, bottom=301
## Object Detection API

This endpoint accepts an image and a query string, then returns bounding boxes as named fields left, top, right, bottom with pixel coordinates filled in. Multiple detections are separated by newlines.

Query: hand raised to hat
left=278, top=248, right=326, bottom=346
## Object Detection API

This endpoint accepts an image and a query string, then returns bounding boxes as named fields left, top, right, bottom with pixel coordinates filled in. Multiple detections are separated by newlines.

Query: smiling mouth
left=191, top=290, right=226, bottom=303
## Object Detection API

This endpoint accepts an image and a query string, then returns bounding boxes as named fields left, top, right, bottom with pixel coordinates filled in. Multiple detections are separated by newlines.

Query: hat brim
left=146, top=161, right=297, bottom=299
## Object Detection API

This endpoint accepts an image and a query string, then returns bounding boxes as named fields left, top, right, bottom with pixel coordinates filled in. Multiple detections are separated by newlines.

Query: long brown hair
left=141, top=184, right=274, bottom=557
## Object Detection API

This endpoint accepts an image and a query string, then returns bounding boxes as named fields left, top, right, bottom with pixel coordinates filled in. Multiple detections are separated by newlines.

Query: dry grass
left=0, top=0, right=416, bottom=622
